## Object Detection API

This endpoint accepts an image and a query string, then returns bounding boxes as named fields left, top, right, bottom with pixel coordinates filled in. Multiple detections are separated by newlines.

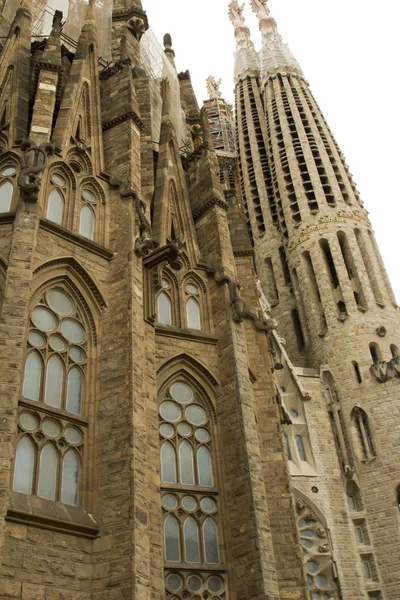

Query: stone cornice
left=7, top=491, right=99, bottom=539
left=193, top=198, right=229, bottom=222
left=39, top=218, right=114, bottom=261
left=155, top=325, right=218, bottom=346
left=102, top=110, right=144, bottom=132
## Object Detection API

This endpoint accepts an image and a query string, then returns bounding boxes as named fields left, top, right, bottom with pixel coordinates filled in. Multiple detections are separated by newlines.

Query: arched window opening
left=47, top=172, right=67, bottom=225
left=352, top=361, right=362, bottom=384
left=0, top=179, right=14, bottom=212
left=184, top=279, right=205, bottom=331
left=79, top=204, right=95, bottom=240
left=159, top=379, right=225, bottom=592
left=369, top=343, right=381, bottom=363
left=47, top=189, right=64, bottom=224
left=352, top=407, right=376, bottom=462
left=184, top=517, right=200, bottom=562
left=164, top=515, right=181, bottom=561
left=37, top=443, right=58, bottom=500
left=390, top=344, right=399, bottom=359
left=61, top=449, right=80, bottom=505
left=22, top=350, right=43, bottom=401
left=16, top=287, right=88, bottom=504
left=13, top=437, right=35, bottom=495
left=158, top=291, right=172, bottom=325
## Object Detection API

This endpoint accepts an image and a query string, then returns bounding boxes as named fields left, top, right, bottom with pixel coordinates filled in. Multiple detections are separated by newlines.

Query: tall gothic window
left=159, top=379, right=226, bottom=598
left=0, top=165, right=17, bottom=212
left=158, top=279, right=173, bottom=325
left=184, top=282, right=201, bottom=330
left=14, top=288, right=88, bottom=505
left=47, top=173, right=67, bottom=225
left=79, top=188, right=97, bottom=240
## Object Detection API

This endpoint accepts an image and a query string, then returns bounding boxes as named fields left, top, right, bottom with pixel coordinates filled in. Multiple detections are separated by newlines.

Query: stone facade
left=0, top=1, right=398, bottom=600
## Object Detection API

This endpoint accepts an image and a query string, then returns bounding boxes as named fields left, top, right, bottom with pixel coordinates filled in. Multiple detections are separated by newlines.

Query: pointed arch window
left=46, top=172, right=67, bottom=225
left=158, top=279, right=173, bottom=325
left=0, top=165, right=17, bottom=212
left=185, top=282, right=202, bottom=330
left=14, top=288, right=88, bottom=505
left=159, top=379, right=226, bottom=594
left=79, top=188, right=97, bottom=240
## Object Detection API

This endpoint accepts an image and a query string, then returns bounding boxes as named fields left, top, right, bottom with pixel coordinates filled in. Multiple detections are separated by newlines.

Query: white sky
left=51, top=0, right=400, bottom=303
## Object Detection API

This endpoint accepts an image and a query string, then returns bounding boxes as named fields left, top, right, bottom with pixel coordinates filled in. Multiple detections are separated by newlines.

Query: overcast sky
left=50, top=0, right=400, bottom=303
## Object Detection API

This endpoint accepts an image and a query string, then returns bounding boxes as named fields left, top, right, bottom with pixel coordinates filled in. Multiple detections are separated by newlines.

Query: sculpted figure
left=18, top=139, right=54, bottom=202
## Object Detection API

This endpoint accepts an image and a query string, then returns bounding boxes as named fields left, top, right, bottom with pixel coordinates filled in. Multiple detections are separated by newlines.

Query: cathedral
left=0, top=0, right=399, bottom=599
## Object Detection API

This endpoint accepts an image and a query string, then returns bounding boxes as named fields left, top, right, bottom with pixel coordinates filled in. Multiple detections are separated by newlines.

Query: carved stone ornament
left=127, top=18, right=146, bottom=41
left=295, top=499, right=305, bottom=512
left=315, top=527, right=327, bottom=539
left=17, top=139, right=55, bottom=202
left=318, top=544, right=330, bottom=553
left=370, top=360, right=391, bottom=383
left=376, top=326, right=387, bottom=337
left=305, top=512, right=318, bottom=523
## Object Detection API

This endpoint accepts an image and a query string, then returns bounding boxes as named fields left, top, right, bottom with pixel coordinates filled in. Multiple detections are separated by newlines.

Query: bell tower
left=233, top=1, right=400, bottom=598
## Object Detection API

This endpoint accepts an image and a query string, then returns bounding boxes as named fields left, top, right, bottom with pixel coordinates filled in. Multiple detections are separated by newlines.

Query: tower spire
left=250, top=0, right=303, bottom=80
left=228, top=1, right=259, bottom=81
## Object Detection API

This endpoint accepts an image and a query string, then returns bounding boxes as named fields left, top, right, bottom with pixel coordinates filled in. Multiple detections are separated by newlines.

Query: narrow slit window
left=352, top=361, right=362, bottom=383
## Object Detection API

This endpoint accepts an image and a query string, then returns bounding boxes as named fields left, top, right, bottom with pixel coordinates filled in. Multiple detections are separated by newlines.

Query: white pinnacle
left=228, top=1, right=259, bottom=81
left=250, top=0, right=304, bottom=80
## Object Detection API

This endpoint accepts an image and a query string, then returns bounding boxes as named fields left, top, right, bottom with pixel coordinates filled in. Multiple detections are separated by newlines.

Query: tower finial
left=250, top=0, right=303, bottom=80
left=228, top=1, right=259, bottom=81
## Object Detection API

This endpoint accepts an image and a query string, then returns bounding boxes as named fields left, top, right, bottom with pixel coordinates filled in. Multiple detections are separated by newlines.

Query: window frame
left=13, top=285, right=91, bottom=508
left=159, top=376, right=227, bottom=594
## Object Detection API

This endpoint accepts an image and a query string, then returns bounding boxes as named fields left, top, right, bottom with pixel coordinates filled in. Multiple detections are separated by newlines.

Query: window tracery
left=159, top=379, right=226, bottom=599
left=295, top=498, right=338, bottom=600
left=0, top=164, right=17, bottom=212
left=14, top=287, right=88, bottom=505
